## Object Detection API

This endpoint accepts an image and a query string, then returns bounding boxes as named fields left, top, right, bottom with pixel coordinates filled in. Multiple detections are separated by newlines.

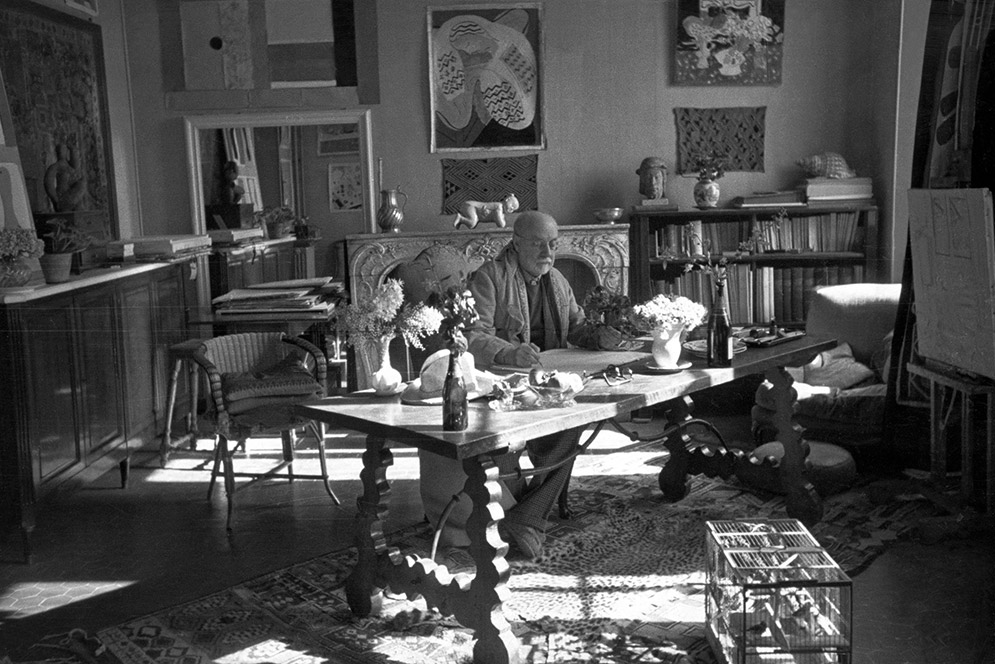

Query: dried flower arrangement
left=335, top=278, right=443, bottom=348
left=0, top=228, right=44, bottom=261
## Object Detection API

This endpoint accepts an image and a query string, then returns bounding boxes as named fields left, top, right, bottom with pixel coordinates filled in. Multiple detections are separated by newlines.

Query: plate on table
left=645, top=360, right=692, bottom=374
left=682, top=339, right=747, bottom=358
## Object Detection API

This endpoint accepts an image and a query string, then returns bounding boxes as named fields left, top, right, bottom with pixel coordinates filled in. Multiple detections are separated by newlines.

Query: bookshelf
left=628, top=203, right=879, bottom=326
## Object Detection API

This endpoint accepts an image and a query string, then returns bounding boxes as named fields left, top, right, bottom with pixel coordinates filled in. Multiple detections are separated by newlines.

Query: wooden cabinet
left=0, top=261, right=196, bottom=562
left=628, top=204, right=880, bottom=326
left=208, top=237, right=314, bottom=301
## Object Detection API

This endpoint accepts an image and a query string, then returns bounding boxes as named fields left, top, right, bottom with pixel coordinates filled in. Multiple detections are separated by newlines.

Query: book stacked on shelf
left=803, top=177, right=873, bottom=206
left=208, top=227, right=264, bottom=245
left=731, top=189, right=806, bottom=208
left=129, top=234, right=213, bottom=260
left=213, top=287, right=332, bottom=316
left=757, top=211, right=863, bottom=253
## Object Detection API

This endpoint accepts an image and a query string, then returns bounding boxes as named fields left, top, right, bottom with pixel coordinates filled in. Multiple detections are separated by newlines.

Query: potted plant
left=0, top=228, right=44, bottom=287
left=38, top=218, right=92, bottom=283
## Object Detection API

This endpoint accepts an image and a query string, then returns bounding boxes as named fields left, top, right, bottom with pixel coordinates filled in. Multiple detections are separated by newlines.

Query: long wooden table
left=296, top=335, right=836, bottom=664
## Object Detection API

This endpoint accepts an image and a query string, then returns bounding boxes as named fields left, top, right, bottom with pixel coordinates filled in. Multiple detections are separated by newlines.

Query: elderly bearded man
left=419, top=211, right=605, bottom=564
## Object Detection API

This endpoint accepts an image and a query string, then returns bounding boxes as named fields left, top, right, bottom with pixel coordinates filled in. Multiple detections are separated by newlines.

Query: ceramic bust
left=636, top=157, right=668, bottom=202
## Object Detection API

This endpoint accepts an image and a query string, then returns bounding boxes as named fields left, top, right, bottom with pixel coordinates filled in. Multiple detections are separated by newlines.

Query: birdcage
left=704, top=519, right=852, bottom=664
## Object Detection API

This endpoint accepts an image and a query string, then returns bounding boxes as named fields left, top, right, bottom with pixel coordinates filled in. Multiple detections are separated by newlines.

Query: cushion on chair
left=222, top=354, right=323, bottom=416
left=736, top=440, right=857, bottom=496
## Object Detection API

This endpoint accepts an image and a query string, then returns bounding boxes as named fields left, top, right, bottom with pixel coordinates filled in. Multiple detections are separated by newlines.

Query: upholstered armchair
left=751, top=283, right=903, bottom=474
left=192, top=332, right=340, bottom=529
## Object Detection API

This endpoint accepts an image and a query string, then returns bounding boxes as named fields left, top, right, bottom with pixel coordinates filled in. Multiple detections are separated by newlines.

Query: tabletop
left=296, top=334, right=836, bottom=460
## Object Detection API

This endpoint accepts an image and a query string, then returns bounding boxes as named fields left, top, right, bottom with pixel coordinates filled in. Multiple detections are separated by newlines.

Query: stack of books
left=731, top=189, right=806, bottom=208
left=213, top=288, right=331, bottom=315
left=803, top=177, right=873, bottom=206
left=129, top=234, right=212, bottom=259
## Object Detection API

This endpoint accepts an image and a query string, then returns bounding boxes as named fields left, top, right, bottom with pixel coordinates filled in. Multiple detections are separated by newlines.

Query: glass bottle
left=442, top=347, right=468, bottom=431
left=707, top=277, right=734, bottom=367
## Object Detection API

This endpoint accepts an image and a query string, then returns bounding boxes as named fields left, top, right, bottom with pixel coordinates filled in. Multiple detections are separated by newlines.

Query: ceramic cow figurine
left=453, top=193, right=519, bottom=230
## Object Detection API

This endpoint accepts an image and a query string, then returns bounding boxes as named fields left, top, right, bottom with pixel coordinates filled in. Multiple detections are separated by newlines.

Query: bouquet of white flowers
left=631, top=293, right=707, bottom=332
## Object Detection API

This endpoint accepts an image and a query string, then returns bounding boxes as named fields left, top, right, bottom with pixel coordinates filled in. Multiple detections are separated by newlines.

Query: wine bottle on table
left=442, top=348, right=468, bottom=431
left=707, top=276, right=734, bottom=367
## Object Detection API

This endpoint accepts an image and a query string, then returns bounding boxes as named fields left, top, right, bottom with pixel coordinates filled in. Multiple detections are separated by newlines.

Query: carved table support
left=764, top=366, right=823, bottom=525
left=345, top=434, right=523, bottom=664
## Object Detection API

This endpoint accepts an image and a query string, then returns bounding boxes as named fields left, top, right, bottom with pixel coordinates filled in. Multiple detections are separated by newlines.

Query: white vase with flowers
left=631, top=293, right=707, bottom=369
left=335, top=278, right=443, bottom=394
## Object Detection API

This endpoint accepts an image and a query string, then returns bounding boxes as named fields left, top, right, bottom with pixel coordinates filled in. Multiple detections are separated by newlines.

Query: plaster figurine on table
left=453, top=193, right=519, bottom=229
left=220, top=160, right=245, bottom=205
left=636, top=156, right=668, bottom=203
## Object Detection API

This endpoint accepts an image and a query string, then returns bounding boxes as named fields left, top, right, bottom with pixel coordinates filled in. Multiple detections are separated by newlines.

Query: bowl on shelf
left=593, top=207, right=624, bottom=224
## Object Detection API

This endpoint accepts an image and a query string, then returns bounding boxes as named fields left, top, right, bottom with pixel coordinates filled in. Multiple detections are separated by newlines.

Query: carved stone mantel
left=345, top=224, right=629, bottom=305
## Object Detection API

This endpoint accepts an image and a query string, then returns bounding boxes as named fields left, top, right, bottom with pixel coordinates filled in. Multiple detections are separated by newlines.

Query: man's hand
left=497, top=342, right=541, bottom=367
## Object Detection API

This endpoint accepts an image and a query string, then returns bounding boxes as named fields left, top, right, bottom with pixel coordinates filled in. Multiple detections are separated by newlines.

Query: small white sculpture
left=453, top=193, right=519, bottom=230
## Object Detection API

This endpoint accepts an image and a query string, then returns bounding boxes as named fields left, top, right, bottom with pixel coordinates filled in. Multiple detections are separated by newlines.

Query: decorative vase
left=650, top=324, right=685, bottom=369
left=0, top=258, right=33, bottom=288
left=370, top=334, right=404, bottom=395
left=442, top=345, right=468, bottom=431
left=376, top=188, right=407, bottom=233
left=693, top=178, right=721, bottom=209
left=39, top=253, right=73, bottom=284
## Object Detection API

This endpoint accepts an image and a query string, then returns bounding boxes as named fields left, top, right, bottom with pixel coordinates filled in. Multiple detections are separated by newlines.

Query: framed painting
left=428, top=3, right=544, bottom=152
left=674, top=0, right=784, bottom=86
left=64, top=0, right=98, bottom=17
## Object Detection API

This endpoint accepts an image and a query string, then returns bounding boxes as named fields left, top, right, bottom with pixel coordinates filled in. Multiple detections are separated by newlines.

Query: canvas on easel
left=907, top=188, right=995, bottom=380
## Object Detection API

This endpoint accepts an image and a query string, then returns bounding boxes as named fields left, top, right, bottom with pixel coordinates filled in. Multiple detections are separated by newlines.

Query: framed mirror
left=184, top=109, right=375, bottom=275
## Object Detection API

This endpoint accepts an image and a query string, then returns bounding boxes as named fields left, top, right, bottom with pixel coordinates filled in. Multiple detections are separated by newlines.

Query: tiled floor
left=0, top=409, right=992, bottom=664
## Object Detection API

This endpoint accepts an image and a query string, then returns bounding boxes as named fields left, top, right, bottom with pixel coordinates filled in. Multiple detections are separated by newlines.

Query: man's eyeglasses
left=515, top=235, right=559, bottom=251
left=584, top=364, right=633, bottom=386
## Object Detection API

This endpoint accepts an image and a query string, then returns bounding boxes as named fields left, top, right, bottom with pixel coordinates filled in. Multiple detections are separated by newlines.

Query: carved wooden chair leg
left=281, top=430, right=296, bottom=482
left=309, top=420, right=341, bottom=504
left=207, top=435, right=223, bottom=499
left=221, top=436, right=238, bottom=530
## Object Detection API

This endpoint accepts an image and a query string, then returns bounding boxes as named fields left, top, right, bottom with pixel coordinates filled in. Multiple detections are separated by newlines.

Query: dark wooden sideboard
left=0, top=260, right=198, bottom=563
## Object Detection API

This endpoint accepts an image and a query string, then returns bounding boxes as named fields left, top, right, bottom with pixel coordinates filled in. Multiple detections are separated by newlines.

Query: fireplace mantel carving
left=344, top=224, right=629, bottom=389
left=346, top=224, right=629, bottom=304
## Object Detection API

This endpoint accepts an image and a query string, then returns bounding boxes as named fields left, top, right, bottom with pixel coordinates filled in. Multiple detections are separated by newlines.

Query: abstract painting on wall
left=674, top=0, right=784, bottom=86
left=428, top=3, right=544, bottom=152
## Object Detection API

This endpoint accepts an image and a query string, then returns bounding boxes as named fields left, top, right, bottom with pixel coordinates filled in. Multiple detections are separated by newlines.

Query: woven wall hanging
left=674, top=106, right=766, bottom=175
left=441, top=155, right=538, bottom=214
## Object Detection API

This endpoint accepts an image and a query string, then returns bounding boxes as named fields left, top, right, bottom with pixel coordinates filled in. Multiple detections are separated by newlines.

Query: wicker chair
left=191, top=332, right=340, bottom=529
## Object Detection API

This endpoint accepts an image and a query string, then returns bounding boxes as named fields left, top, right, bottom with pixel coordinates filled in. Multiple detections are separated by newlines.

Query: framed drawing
left=317, top=124, right=360, bottom=156
left=0, top=0, right=116, bottom=240
left=428, top=3, right=544, bottom=152
left=328, top=163, right=364, bottom=212
left=674, top=0, right=784, bottom=86
left=64, top=0, right=98, bottom=17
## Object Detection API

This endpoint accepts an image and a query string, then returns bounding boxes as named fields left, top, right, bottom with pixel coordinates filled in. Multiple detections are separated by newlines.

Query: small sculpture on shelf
left=636, top=156, right=668, bottom=202
left=220, top=160, right=245, bottom=205
left=453, top=193, right=519, bottom=230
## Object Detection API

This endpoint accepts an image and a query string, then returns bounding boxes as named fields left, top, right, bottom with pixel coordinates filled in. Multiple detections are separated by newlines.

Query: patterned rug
left=26, top=470, right=940, bottom=664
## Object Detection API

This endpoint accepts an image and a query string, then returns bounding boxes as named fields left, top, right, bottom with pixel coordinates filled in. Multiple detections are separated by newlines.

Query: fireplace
left=344, top=223, right=629, bottom=388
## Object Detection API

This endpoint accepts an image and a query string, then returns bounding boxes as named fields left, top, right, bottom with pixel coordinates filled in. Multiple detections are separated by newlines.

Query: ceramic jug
left=376, top=188, right=407, bottom=233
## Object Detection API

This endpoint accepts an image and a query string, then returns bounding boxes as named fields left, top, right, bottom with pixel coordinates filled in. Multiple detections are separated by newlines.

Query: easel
left=907, top=361, right=995, bottom=515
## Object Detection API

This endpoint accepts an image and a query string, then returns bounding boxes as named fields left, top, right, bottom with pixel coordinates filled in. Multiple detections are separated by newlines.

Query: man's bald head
left=512, top=211, right=559, bottom=279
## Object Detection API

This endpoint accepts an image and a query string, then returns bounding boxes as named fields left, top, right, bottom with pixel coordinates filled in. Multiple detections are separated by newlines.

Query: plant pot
left=39, top=253, right=73, bottom=284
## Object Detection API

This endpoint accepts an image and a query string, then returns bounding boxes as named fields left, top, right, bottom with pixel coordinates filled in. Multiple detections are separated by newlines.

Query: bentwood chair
left=191, top=332, right=340, bottom=529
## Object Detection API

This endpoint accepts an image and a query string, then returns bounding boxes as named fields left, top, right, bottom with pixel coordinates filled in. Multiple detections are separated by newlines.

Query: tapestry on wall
left=0, top=0, right=114, bottom=234
left=441, top=155, right=538, bottom=215
left=428, top=3, right=544, bottom=152
left=674, top=0, right=784, bottom=86
left=674, top=106, right=766, bottom=175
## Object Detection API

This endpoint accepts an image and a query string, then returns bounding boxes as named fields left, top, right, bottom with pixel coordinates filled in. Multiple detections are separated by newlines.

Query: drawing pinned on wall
left=675, top=0, right=784, bottom=86
left=428, top=3, right=544, bottom=152
left=328, top=163, right=363, bottom=212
